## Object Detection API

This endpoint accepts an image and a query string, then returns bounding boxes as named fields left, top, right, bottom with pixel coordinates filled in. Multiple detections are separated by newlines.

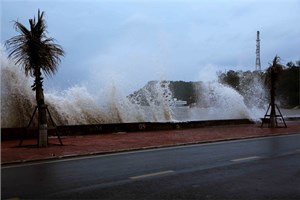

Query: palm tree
left=265, top=55, right=283, bottom=127
left=5, top=10, right=64, bottom=147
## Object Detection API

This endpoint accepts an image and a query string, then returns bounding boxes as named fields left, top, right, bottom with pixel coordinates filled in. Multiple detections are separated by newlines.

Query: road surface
left=2, top=133, right=300, bottom=199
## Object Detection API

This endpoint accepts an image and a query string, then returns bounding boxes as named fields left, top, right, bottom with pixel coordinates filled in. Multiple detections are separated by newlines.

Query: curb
left=2, top=132, right=298, bottom=167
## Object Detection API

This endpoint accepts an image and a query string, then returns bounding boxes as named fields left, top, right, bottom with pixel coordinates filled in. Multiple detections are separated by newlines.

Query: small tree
left=5, top=10, right=64, bottom=147
left=265, top=55, right=283, bottom=127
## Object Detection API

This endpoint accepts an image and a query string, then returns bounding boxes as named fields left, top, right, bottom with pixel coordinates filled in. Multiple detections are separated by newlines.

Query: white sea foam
left=1, top=51, right=268, bottom=128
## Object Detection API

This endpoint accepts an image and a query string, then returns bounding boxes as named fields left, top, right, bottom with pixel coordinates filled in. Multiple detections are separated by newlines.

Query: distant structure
left=256, top=31, right=261, bottom=71
left=170, top=98, right=187, bottom=107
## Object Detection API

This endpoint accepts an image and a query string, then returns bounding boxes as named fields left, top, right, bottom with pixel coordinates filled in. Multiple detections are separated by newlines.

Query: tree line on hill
left=219, top=60, right=299, bottom=108
left=128, top=60, right=299, bottom=109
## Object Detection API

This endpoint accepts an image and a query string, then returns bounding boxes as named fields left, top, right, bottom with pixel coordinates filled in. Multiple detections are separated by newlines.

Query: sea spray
left=238, top=72, right=268, bottom=120
left=1, top=51, right=107, bottom=127
left=1, top=50, right=268, bottom=128
left=1, top=54, right=36, bottom=127
left=128, top=80, right=173, bottom=122
left=194, top=81, right=251, bottom=120
left=1, top=51, right=175, bottom=127
left=102, top=80, right=144, bottom=123
left=45, top=86, right=107, bottom=125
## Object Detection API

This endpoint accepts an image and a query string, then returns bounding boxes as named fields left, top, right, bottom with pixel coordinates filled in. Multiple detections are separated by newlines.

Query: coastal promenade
left=2, top=120, right=299, bottom=165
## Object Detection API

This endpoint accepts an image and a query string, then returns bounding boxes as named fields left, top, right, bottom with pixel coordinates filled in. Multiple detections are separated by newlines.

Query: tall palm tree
left=5, top=10, right=64, bottom=147
left=265, top=55, right=283, bottom=127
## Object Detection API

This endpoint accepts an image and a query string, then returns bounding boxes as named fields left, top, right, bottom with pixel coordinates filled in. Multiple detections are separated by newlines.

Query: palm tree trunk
left=270, top=69, right=276, bottom=128
left=35, top=68, right=48, bottom=147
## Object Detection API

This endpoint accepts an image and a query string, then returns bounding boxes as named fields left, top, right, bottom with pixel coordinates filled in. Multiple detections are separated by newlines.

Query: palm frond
left=39, top=40, right=65, bottom=77
left=265, top=55, right=284, bottom=88
left=5, top=9, right=64, bottom=77
left=14, top=21, right=30, bottom=36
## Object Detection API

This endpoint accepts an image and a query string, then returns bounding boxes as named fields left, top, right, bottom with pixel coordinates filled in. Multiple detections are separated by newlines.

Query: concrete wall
left=1, top=119, right=254, bottom=141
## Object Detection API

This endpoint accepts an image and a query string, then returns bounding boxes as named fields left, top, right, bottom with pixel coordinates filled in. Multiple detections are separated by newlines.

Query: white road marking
left=231, top=156, right=261, bottom=162
left=130, top=170, right=175, bottom=180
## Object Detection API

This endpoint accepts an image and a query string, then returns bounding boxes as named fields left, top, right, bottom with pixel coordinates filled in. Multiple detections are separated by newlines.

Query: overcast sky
left=1, top=0, right=299, bottom=94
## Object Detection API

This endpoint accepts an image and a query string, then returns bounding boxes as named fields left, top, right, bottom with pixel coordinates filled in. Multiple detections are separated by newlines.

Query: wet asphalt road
left=2, top=133, right=300, bottom=199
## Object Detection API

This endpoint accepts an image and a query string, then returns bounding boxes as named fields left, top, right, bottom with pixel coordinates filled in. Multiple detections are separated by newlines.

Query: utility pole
left=256, top=31, right=261, bottom=71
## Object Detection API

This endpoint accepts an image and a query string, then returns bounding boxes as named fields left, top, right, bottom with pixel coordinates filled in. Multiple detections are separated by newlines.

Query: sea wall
left=1, top=119, right=254, bottom=141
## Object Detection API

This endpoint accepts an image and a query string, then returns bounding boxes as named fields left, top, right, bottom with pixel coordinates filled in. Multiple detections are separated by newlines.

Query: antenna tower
left=256, top=31, right=261, bottom=71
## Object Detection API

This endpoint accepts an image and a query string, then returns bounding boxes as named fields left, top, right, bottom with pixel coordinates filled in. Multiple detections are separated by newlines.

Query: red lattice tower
left=256, top=31, right=261, bottom=71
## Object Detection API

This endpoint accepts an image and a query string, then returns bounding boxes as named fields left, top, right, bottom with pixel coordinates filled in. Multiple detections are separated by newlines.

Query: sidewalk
left=1, top=120, right=299, bottom=165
